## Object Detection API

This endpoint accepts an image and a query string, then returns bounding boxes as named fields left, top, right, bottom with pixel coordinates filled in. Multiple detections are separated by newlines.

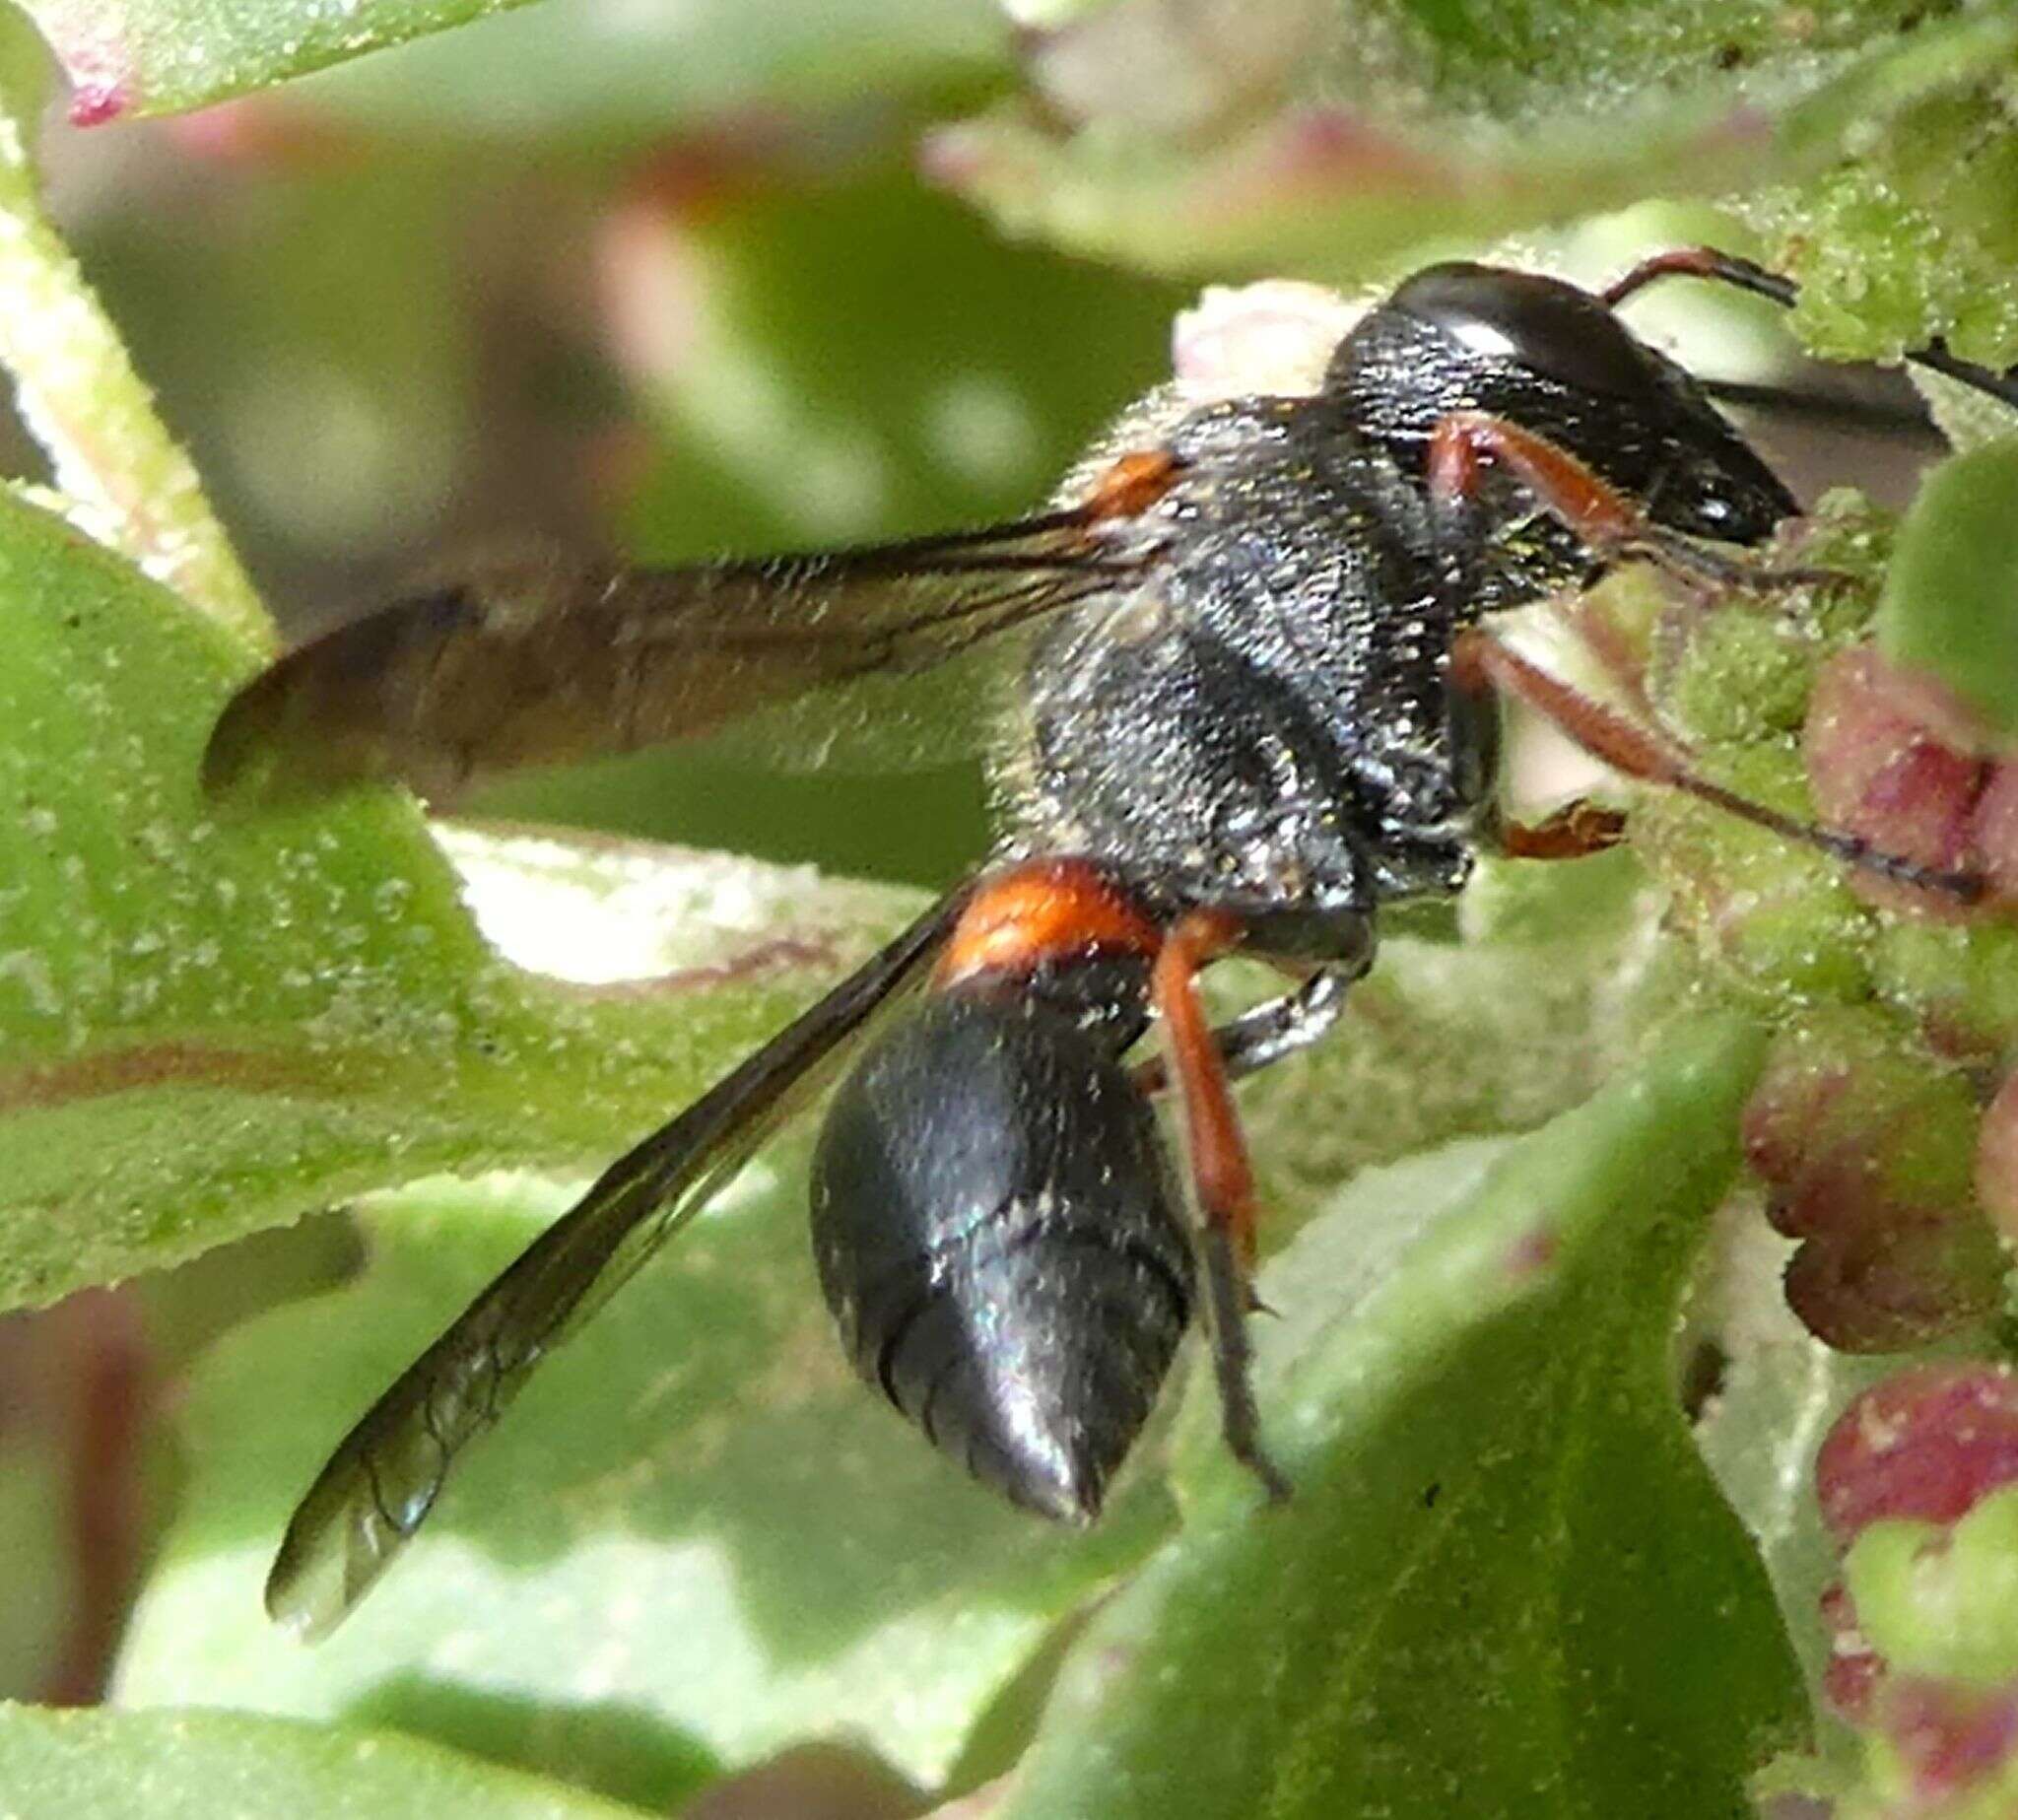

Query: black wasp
left=206, top=246, right=2018, bottom=1638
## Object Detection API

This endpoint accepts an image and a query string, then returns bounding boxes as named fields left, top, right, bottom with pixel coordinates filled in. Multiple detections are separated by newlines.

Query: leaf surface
left=113, top=1171, right=1171, bottom=1800
left=0, top=1704, right=647, bottom=1820
left=16, top=0, right=1010, bottom=130
left=1877, top=440, right=2018, bottom=741
left=1000, top=1016, right=1804, bottom=1820
left=0, top=480, right=908, bottom=1307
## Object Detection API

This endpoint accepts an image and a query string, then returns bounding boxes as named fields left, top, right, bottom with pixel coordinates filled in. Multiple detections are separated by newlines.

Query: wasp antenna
left=1603, top=245, right=2018, bottom=416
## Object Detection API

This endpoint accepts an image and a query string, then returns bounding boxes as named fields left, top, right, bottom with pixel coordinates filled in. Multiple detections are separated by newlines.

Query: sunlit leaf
left=1695, top=1304, right=1893, bottom=1752
left=1876, top=440, right=2018, bottom=742
left=0, top=1704, right=648, bottom=1819
left=1000, top=1017, right=1804, bottom=1820
left=0, top=44, right=261, bottom=639
left=0, top=481, right=908, bottom=1307
left=113, top=1170, right=1173, bottom=1802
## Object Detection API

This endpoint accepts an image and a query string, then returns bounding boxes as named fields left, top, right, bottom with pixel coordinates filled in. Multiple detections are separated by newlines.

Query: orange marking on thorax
left=1082, top=449, right=1183, bottom=522
left=936, top=858, right=1162, bottom=988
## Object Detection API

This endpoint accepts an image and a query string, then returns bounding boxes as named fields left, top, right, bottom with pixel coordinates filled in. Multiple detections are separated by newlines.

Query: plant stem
left=0, top=103, right=269, bottom=648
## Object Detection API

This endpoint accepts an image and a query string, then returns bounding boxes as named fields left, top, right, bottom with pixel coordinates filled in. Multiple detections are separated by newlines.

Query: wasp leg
left=1215, top=966, right=1352, bottom=1080
left=1454, top=628, right=1987, bottom=903
left=1151, top=910, right=1292, bottom=1504
left=1131, top=964, right=1351, bottom=1095
left=1427, top=409, right=1835, bottom=596
left=1498, top=800, right=1630, bottom=861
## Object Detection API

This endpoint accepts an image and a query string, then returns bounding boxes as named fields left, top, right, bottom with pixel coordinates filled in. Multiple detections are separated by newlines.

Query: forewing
left=206, top=512, right=1140, bottom=806
left=265, top=884, right=970, bottom=1639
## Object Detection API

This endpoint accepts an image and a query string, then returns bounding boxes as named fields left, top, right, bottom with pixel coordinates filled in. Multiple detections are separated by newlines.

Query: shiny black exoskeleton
left=228, top=250, right=2016, bottom=1636
left=812, top=978, right=1190, bottom=1519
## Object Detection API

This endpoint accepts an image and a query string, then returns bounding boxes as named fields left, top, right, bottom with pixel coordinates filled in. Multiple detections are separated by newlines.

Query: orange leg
left=1499, top=800, right=1630, bottom=861
left=1430, top=410, right=1644, bottom=548
left=1153, top=910, right=1259, bottom=1263
left=1428, top=409, right=1833, bottom=594
left=1455, top=629, right=1986, bottom=902
left=1151, top=910, right=1291, bottom=1503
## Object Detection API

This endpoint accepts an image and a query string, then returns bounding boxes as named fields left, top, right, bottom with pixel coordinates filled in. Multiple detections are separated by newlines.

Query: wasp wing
left=266, top=884, right=969, bottom=1640
left=205, top=509, right=1144, bottom=806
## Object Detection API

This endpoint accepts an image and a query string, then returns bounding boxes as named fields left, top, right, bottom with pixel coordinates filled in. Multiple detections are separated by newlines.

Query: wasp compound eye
left=810, top=990, right=1194, bottom=1522
left=1384, top=263, right=1659, bottom=402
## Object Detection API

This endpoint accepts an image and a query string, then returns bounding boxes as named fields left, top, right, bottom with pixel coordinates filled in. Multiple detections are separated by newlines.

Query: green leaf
left=929, top=98, right=1769, bottom=284
left=1695, top=1310, right=1896, bottom=1760
left=0, top=480, right=913, bottom=1306
left=0, top=1704, right=648, bottom=1819
left=932, top=0, right=2018, bottom=291
left=16, top=0, right=545, bottom=125
left=16, top=0, right=1011, bottom=132
left=1748, top=9, right=2018, bottom=371
left=1876, top=439, right=2018, bottom=742
left=1239, top=855, right=1677, bottom=1226
left=999, top=1015, right=1804, bottom=1820
left=287, top=0, right=1011, bottom=145
left=1913, top=366, right=2018, bottom=457
left=0, top=61, right=262, bottom=641
left=113, top=1171, right=1171, bottom=1802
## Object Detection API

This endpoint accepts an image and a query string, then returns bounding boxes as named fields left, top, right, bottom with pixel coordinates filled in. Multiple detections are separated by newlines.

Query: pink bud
left=1804, top=648, right=1987, bottom=922
left=1976, top=1066, right=2018, bottom=1245
left=1881, top=1677, right=2018, bottom=1803
left=1820, top=1579, right=1885, bottom=1727
left=1815, top=1365, right=2018, bottom=1546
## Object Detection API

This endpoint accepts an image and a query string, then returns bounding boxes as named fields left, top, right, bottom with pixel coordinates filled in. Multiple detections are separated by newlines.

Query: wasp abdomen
left=811, top=989, right=1193, bottom=1522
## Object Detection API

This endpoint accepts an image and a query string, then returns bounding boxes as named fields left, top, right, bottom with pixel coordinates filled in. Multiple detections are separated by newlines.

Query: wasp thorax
left=809, top=987, right=1194, bottom=1521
